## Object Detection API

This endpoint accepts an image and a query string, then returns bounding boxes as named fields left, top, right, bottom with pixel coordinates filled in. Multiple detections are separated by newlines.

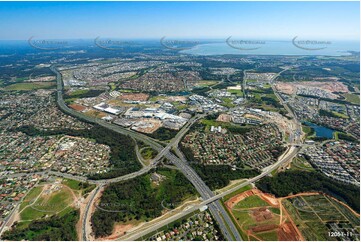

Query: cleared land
left=4, top=82, right=56, bottom=91
left=282, top=194, right=360, bottom=241
left=225, top=189, right=359, bottom=241
left=225, top=188, right=303, bottom=241
left=342, top=93, right=360, bottom=105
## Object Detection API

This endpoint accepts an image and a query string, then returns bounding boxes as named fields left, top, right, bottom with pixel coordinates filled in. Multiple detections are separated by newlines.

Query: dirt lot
left=275, top=81, right=349, bottom=96
left=278, top=222, right=301, bottom=241
left=69, top=104, right=87, bottom=112
left=225, top=188, right=302, bottom=241
left=98, top=224, right=134, bottom=241
left=118, top=93, right=149, bottom=101
left=217, top=114, right=233, bottom=122
left=225, top=189, right=260, bottom=209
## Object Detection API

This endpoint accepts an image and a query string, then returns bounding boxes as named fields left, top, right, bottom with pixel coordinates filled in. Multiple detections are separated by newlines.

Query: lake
left=303, top=121, right=335, bottom=139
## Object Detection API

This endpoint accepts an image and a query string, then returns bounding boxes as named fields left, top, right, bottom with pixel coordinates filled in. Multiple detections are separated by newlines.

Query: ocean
left=180, top=40, right=360, bottom=56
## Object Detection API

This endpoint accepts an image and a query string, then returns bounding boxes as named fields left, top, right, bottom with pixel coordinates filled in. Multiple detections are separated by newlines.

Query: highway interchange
left=52, top=66, right=242, bottom=241
left=1, top=66, right=302, bottom=241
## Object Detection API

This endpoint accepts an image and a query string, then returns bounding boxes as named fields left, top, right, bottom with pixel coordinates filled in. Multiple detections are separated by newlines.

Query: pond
left=303, top=121, right=335, bottom=139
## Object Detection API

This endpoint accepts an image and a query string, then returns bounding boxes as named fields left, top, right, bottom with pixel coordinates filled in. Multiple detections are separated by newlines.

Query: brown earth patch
left=251, top=224, right=278, bottom=233
left=118, top=93, right=149, bottom=101
left=98, top=223, right=134, bottom=241
left=277, top=222, right=300, bottom=241
left=225, top=188, right=261, bottom=209
left=69, top=104, right=87, bottom=112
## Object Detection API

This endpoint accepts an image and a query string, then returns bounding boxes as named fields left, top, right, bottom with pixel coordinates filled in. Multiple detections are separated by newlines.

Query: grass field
left=257, top=230, right=279, bottom=241
left=233, top=195, right=269, bottom=209
left=222, top=184, right=253, bottom=201
left=331, top=111, right=349, bottom=119
left=62, top=178, right=96, bottom=196
left=227, top=89, right=244, bottom=97
left=196, top=80, right=219, bottom=87
left=4, top=82, right=56, bottom=91
left=283, top=194, right=360, bottom=241
left=20, top=184, right=75, bottom=221
left=225, top=190, right=286, bottom=241
left=290, top=157, right=315, bottom=171
left=342, top=93, right=360, bottom=104
left=19, top=186, right=43, bottom=211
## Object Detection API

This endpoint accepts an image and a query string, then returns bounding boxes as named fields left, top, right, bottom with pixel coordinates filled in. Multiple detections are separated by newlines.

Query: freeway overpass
left=52, top=66, right=241, bottom=241
left=122, top=144, right=300, bottom=241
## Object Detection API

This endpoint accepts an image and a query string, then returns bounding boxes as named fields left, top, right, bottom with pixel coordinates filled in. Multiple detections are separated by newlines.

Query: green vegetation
left=256, top=170, right=360, bottom=212
left=91, top=168, right=197, bottom=238
left=62, top=179, right=95, bottom=195
left=15, top=124, right=140, bottom=179
left=319, top=109, right=349, bottom=119
left=283, top=194, right=359, bottom=241
left=227, top=89, right=244, bottom=97
left=20, top=187, right=73, bottom=221
left=200, top=117, right=252, bottom=134
left=257, top=231, right=279, bottom=241
left=197, top=80, right=219, bottom=87
left=221, top=97, right=236, bottom=108
left=19, top=186, right=43, bottom=211
left=4, top=82, right=56, bottom=91
left=291, top=157, right=315, bottom=172
left=233, top=195, right=269, bottom=209
left=302, top=125, right=315, bottom=138
left=334, top=131, right=358, bottom=142
left=63, top=89, right=104, bottom=99
left=2, top=210, right=79, bottom=241
left=140, top=147, right=158, bottom=160
left=247, top=87, right=286, bottom=114
left=222, top=184, right=253, bottom=201
left=148, top=127, right=178, bottom=141
left=342, top=93, right=360, bottom=104
left=189, top=164, right=259, bottom=190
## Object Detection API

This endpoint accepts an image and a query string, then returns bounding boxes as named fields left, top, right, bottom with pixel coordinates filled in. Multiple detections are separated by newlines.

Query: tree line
left=256, top=170, right=360, bottom=212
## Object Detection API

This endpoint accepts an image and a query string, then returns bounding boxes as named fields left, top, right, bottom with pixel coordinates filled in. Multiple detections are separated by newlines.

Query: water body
left=181, top=40, right=360, bottom=56
left=303, top=121, right=335, bottom=139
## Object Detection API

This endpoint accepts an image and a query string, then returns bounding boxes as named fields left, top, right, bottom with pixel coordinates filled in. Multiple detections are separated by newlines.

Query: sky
left=0, top=1, right=359, bottom=41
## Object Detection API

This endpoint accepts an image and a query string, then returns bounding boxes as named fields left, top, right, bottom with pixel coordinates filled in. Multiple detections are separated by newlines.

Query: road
left=82, top=185, right=102, bottom=241
left=3, top=66, right=302, bottom=241
left=51, top=66, right=241, bottom=240
left=269, top=67, right=303, bottom=144
left=123, top=144, right=300, bottom=240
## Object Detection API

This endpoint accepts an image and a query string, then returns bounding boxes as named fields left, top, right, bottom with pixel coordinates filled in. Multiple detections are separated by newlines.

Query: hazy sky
left=0, top=1, right=359, bottom=40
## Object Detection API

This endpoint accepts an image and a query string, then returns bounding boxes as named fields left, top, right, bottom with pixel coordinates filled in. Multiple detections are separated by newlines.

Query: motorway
left=82, top=185, right=102, bottom=241
left=2, top=66, right=302, bottom=240
left=51, top=66, right=241, bottom=240
left=123, top=145, right=300, bottom=240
